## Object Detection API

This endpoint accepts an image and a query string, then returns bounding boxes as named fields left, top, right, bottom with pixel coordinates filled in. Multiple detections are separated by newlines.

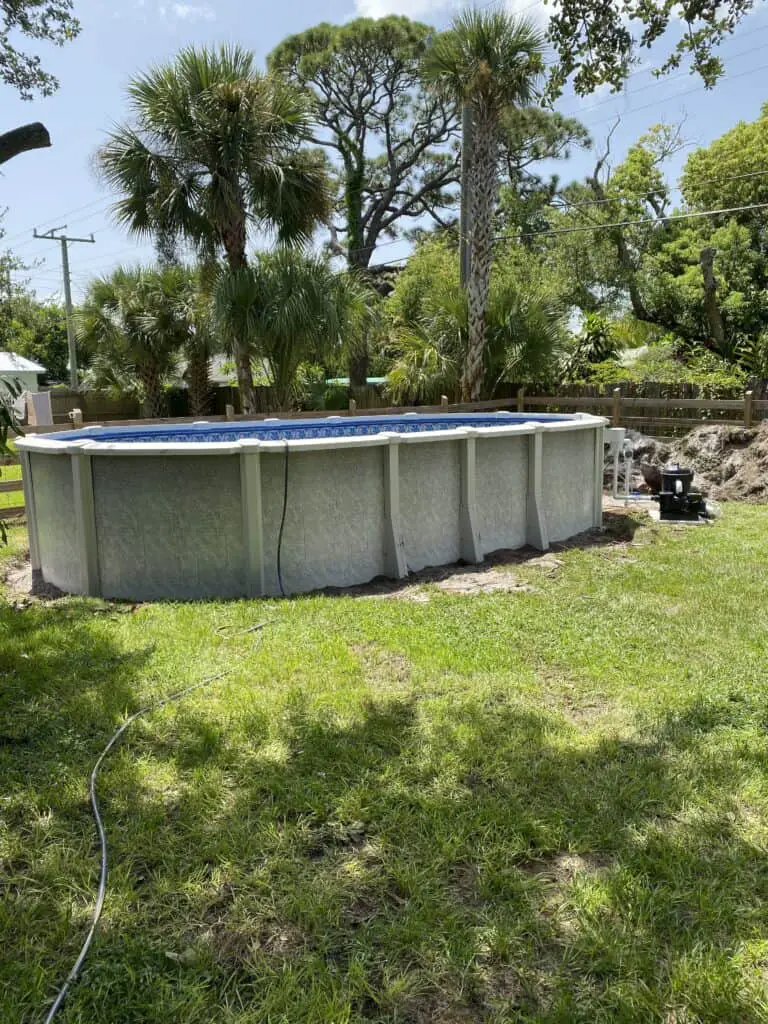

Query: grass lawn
left=2, top=507, right=768, bottom=1023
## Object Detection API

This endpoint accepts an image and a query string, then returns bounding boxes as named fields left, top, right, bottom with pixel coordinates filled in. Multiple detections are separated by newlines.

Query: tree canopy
left=0, top=0, right=79, bottom=99
left=269, top=17, right=460, bottom=270
left=547, top=0, right=757, bottom=97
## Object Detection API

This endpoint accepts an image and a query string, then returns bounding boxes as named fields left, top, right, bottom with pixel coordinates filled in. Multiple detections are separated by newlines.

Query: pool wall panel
left=92, top=455, right=245, bottom=600
left=540, top=431, right=597, bottom=543
left=30, top=452, right=79, bottom=593
left=476, top=436, right=529, bottom=555
left=399, top=440, right=462, bottom=572
left=260, top=447, right=387, bottom=596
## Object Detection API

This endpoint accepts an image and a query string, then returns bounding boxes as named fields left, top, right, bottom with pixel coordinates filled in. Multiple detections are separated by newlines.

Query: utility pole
left=1, top=260, right=12, bottom=336
left=33, top=225, right=95, bottom=388
left=459, top=102, right=473, bottom=289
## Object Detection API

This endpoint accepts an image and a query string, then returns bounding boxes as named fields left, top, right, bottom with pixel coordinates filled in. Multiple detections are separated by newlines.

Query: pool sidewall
left=17, top=415, right=606, bottom=599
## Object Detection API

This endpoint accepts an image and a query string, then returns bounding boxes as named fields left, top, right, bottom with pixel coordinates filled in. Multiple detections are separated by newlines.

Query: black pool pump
left=654, top=463, right=707, bottom=520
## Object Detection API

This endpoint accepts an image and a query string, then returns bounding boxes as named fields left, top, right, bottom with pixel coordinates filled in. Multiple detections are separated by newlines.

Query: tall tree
left=424, top=9, right=546, bottom=400
left=496, top=105, right=591, bottom=237
left=547, top=0, right=758, bottom=98
left=533, top=121, right=686, bottom=321
left=269, top=18, right=460, bottom=270
left=98, top=45, right=330, bottom=413
left=269, top=17, right=460, bottom=386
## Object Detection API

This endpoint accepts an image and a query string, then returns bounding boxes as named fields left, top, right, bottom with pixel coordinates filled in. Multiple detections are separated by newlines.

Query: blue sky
left=3, top=0, right=768, bottom=303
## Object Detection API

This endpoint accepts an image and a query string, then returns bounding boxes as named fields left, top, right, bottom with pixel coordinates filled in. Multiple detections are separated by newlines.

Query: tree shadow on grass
left=40, top=684, right=768, bottom=1024
left=0, top=598, right=154, bottom=1021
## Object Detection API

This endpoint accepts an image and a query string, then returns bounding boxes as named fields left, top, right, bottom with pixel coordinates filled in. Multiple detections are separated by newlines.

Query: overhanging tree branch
left=0, top=122, right=51, bottom=165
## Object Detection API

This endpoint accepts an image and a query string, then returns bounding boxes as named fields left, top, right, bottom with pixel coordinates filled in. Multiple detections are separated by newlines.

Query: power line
left=498, top=200, right=768, bottom=240
left=558, top=29, right=768, bottom=121
left=549, top=168, right=768, bottom=213
left=3, top=198, right=110, bottom=249
left=578, top=57, right=768, bottom=130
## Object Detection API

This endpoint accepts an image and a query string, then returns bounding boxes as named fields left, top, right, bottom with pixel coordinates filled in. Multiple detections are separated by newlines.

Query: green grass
left=2, top=508, right=768, bottom=1023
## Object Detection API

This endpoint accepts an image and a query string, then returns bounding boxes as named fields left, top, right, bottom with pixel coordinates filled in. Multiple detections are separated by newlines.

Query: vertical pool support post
left=18, top=449, right=41, bottom=571
left=459, top=429, right=482, bottom=563
left=526, top=427, right=548, bottom=551
left=383, top=434, right=407, bottom=579
left=240, top=443, right=265, bottom=597
left=593, top=424, right=605, bottom=529
left=71, top=445, right=100, bottom=596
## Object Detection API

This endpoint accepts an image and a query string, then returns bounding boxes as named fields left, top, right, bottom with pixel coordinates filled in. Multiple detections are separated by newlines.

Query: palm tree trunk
left=187, top=347, right=212, bottom=417
left=462, top=112, right=499, bottom=402
left=223, top=217, right=256, bottom=415
left=138, top=361, right=165, bottom=418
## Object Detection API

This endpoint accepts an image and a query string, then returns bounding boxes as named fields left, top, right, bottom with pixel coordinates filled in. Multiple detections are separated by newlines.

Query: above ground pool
left=17, top=411, right=607, bottom=600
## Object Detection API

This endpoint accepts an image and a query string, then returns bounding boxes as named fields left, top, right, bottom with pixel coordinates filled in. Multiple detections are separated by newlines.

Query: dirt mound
left=628, top=421, right=768, bottom=503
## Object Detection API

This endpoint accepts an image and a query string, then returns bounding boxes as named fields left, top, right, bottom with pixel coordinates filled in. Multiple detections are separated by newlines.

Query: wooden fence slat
left=622, top=416, right=746, bottom=428
left=522, top=396, right=614, bottom=408
left=0, top=479, right=23, bottom=493
left=618, top=397, right=746, bottom=410
left=0, top=505, right=25, bottom=520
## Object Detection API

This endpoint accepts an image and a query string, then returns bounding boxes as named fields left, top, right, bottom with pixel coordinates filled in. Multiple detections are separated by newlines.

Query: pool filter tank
left=654, top=463, right=707, bottom=520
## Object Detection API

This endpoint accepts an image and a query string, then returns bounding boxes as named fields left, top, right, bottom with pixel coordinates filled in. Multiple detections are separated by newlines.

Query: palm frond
left=423, top=9, right=546, bottom=113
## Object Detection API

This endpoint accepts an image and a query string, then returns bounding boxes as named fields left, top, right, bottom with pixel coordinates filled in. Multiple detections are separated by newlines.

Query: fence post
left=516, top=387, right=525, bottom=413
left=440, top=395, right=449, bottom=407
left=349, top=398, right=357, bottom=413
left=225, top=403, right=235, bottom=421
left=612, top=388, right=621, bottom=427
left=744, top=390, right=754, bottom=428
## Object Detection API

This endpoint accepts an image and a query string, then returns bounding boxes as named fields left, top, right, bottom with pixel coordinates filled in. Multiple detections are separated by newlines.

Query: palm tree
left=215, top=251, right=372, bottom=410
left=98, top=45, right=331, bottom=413
left=385, top=240, right=565, bottom=403
left=76, top=266, right=187, bottom=418
left=423, top=10, right=546, bottom=401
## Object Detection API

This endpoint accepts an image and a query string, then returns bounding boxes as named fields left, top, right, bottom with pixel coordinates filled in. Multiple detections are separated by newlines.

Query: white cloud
left=167, top=2, right=216, bottom=21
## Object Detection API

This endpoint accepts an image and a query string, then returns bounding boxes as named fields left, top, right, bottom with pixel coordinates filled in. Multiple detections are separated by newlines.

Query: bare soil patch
left=628, top=421, right=768, bottom=503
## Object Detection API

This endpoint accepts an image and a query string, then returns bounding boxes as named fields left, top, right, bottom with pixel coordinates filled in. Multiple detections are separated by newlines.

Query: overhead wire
left=545, top=168, right=768, bottom=213
left=498, top=200, right=768, bottom=241
left=557, top=28, right=768, bottom=120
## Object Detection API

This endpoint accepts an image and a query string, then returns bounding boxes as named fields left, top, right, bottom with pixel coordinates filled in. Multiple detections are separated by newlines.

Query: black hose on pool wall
left=276, top=441, right=290, bottom=598
left=41, top=623, right=271, bottom=1022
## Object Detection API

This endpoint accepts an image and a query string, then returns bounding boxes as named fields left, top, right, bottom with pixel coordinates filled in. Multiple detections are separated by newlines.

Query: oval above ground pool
left=16, top=412, right=607, bottom=600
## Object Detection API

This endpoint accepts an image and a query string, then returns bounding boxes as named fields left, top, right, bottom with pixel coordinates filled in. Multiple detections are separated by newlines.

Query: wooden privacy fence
left=21, top=388, right=767, bottom=436
left=516, top=387, right=767, bottom=434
